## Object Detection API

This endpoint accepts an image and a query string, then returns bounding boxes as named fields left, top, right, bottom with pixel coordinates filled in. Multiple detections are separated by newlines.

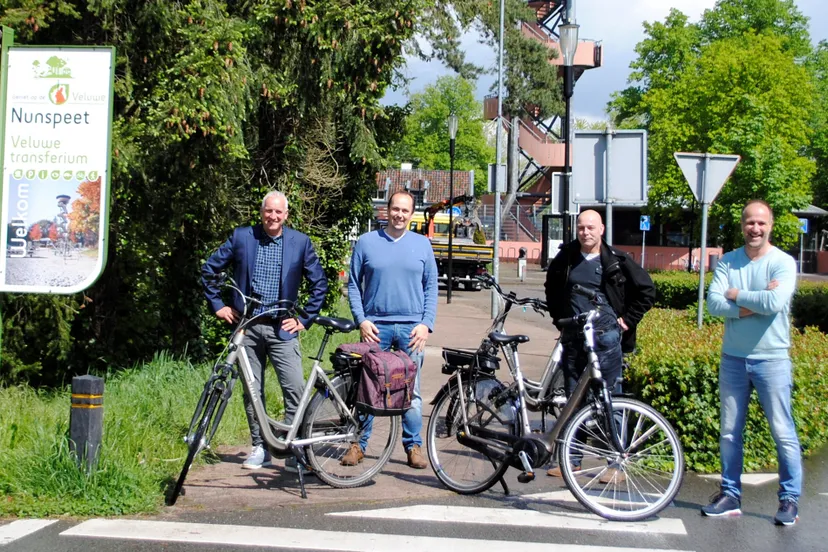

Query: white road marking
left=699, top=473, right=778, bottom=485
left=0, top=520, right=57, bottom=546
left=520, top=490, right=665, bottom=508
left=328, top=504, right=687, bottom=535
left=61, top=519, right=692, bottom=552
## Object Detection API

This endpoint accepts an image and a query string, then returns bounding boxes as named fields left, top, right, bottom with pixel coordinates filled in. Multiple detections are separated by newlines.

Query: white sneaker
left=242, top=445, right=272, bottom=470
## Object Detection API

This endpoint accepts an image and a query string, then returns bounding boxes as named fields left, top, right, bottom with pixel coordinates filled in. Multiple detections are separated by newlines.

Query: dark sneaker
left=701, top=493, right=742, bottom=517
left=340, top=442, right=364, bottom=466
left=774, top=500, right=799, bottom=526
left=546, top=464, right=581, bottom=477
left=406, top=445, right=428, bottom=469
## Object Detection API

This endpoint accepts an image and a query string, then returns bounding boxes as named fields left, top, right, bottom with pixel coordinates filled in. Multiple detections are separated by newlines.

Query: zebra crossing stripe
left=328, top=504, right=687, bottom=535
left=0, top=520, right=57, bottom=546
left=699, top=473, right=778, bottom=485
left=520, top=490, right=666, bottom=507
left=61, top=519, right=690, bottom=552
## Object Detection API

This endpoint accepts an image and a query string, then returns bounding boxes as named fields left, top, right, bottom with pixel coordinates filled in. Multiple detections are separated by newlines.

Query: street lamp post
left=559, top=22, right=579, bottom=244
left=447, top=113, right=458, bottom=304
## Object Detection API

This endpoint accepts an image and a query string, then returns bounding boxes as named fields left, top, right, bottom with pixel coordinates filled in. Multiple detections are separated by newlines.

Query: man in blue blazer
left=202, top=191, right=328, bottom=470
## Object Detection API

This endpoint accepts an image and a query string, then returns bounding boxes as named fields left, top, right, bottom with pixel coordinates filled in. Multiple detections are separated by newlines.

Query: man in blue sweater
left=347, top=190, right=438, bottom=469
left=704, top=200, right=801, bottom=526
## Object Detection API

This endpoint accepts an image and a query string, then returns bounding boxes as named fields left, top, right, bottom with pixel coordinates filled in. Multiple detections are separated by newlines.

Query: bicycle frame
left=223, top=324, right=360, bottom=455
left=452, top=308, right=624, bottom=467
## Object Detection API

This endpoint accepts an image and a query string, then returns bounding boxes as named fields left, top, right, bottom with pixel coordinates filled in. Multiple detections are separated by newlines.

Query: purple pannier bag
left=336, top=342, right=381, bottom=356
left=356, top=350, right=416, bottom=416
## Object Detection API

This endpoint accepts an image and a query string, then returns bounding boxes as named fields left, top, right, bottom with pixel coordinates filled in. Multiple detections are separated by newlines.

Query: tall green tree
left=0, top=0, right=415, bottom=385
left=608, top=0, right=816, bottom=249
left=395, top=75, right=493, bottom=193
left=409, top=0, right=562, bottom=120
left=807, top=41, right=828, bottom=210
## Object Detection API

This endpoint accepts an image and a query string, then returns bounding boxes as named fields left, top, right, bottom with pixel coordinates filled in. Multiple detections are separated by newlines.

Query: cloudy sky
left=382, top=0, right=828, bottom=121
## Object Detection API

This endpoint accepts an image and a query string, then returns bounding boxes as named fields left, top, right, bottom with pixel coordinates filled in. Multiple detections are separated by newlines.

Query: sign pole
left=697, top=154, right=710, bottom=328
left=0, top=27, right=15, bottom=357
left=641, top=230, right=646, bottom=268
left=799, top=233, right=804, bottom=277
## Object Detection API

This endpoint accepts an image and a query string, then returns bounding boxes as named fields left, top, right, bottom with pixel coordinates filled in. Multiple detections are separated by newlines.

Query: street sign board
left=571, top=130, right=648, bottom=207
left=674, top=152, right=740, bottom=204
left=0, top=45, right=115, bottom=294
left=639, top=215, right=650, bottom=232
left=487, top=163, right=506, bottom=193
left=799, top=218, right=809, bottom=234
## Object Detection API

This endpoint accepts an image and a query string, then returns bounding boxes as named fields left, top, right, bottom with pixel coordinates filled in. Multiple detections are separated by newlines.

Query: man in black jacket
left=545, top=210, right=655, bottom=479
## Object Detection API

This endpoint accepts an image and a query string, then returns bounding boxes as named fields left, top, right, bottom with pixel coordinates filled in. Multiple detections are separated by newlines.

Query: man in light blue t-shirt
left=703, top=199, right=801, bottom=526
left=346, top=190, right=438, bottom=469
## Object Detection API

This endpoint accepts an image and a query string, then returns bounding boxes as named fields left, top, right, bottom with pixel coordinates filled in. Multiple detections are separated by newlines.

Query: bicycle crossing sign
left=639, top=216, right=650, bottom=232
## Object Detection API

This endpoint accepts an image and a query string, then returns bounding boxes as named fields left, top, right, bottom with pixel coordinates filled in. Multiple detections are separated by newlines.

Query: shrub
left=627, top=309, right=828, bottom=473
left=791, top=286, right=828, bottom=333
left=651, top=271, right=828, bottom=329
left=650, top=271, right=712, bottom=309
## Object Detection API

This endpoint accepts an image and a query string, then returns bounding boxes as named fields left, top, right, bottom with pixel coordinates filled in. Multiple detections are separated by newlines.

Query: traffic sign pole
left=674, top=151, right=740, bottom=329
left=697, top=155, right=710, bottom=329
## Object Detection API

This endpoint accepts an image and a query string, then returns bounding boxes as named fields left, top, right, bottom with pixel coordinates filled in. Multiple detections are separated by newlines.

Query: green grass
left=0, top=300, right=359, bottom=517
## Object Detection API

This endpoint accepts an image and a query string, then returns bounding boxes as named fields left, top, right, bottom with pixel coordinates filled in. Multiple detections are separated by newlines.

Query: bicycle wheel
left=427, top=377, right=516, bottom=494
left=559, top=397, right=684, bottom=521
left=167, top=389, right=221, bottom=506
left=302, top=374, right=399, bottom=488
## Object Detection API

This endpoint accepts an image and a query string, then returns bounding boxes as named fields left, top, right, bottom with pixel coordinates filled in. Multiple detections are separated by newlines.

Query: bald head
left=576, top=210, right=604, bottom=254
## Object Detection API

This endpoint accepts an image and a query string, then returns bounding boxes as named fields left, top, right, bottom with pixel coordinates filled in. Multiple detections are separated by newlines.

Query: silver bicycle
left=167, top=274, right=399, bottom=505
left=427, top=277, right=684, bottom=521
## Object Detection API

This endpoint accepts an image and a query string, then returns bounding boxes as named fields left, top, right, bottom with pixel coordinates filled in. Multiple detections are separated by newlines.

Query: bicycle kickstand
left=296, top=468, right=308, bottom=499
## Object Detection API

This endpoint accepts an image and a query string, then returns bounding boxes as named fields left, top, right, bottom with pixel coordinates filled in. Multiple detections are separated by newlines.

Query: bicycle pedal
left=517, top=471, right=535, bottom=483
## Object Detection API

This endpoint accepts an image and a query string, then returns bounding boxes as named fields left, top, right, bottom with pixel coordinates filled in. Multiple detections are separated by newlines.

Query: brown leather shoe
left=546, top=464, right=581, bottom=477
left=599, top=467, right=626, bottom=484
left=406, top=445, right=428, bottom=469
left=340, top=442, right=364, bottom=466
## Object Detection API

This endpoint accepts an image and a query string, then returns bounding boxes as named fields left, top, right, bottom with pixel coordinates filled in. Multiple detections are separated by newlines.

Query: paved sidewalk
left=166, top=278, right=558, bottom=514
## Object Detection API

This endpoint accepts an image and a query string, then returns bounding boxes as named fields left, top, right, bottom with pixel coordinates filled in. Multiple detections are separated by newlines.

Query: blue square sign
left=640, top=215, right=651, bottom=232
left=799, top=218, right=809, bottom=234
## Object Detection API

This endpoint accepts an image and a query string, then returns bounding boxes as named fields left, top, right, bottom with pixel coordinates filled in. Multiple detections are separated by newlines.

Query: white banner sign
left=0, top=47, right=114, bottom=293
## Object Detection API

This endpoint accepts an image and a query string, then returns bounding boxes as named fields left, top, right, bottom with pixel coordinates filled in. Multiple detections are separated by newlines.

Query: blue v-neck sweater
left=348, top=229, right=438, bottom=330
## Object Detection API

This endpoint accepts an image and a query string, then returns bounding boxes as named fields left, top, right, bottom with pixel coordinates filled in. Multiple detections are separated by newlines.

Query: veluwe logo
left=48, top=83, right=70, bottom=105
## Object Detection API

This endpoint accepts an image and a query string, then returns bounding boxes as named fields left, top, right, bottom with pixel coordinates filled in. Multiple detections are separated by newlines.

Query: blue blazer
left=201, top=225, right=328, bottom=340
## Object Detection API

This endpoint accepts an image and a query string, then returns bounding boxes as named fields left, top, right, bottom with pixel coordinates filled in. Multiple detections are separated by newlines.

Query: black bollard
left=70, top=375, right=104, bottom=473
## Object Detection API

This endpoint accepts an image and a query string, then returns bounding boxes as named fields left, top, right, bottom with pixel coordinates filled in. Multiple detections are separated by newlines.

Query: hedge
left=627, top=308, right=828, bottom=473
left=650, top=271, right=828, bottom=331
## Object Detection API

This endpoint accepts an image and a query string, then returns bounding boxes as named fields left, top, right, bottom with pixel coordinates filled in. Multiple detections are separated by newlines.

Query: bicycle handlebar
left=474, top=273, right=547, bottom=315
left=208, top=272, right=308, bottom=321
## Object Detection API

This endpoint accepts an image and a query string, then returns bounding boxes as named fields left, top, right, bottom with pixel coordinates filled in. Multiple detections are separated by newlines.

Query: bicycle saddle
left=488, top=331, right=530, bottom=345
left=315, top=316, right=356, bottom=333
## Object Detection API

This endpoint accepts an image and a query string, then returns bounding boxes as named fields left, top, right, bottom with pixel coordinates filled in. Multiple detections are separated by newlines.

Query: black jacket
left=544, top=240, right=656, bottom=353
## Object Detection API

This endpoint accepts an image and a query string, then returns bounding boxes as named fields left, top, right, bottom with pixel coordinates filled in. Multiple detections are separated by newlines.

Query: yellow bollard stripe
left=71, top=404, right=103, bottom=409
left=71, top=394, right=103, bottom=399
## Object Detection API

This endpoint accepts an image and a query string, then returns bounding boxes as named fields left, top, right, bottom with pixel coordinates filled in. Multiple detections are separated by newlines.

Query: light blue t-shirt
left=707, top=246, right=797, bottom=360
left=348, top=229, right=438, bottom=330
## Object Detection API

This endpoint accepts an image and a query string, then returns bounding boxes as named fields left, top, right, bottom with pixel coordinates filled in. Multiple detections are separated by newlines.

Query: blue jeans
left=359, top=322, right=424, bottom=452
left=719, top=353, right=802, bottom=503
left=561, top=325, right=623, bottom=467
